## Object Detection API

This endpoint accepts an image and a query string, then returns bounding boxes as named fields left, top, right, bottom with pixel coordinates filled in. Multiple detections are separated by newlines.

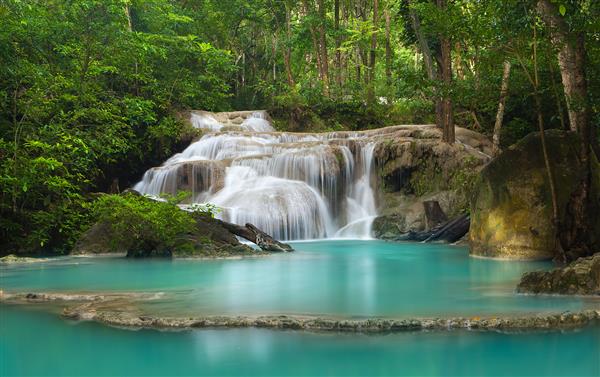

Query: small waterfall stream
left=134, top=112, right=379, bottom=240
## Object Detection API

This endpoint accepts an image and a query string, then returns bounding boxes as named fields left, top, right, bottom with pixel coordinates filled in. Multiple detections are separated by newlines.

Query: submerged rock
left=469, top=131, right=600, bottom=260
left=0, top=254, right=49, bottom=264
left=4, top=288, right=598, bottom=333
left=61, top=307, right=600, bottom=333
left=517, top=253, right=600, bottom=295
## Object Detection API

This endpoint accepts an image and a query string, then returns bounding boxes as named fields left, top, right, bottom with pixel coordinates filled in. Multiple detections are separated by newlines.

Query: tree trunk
left=124, top=4, right=139, bottom=96
left=454, top=42, right=465, bottom=79
left=316, top=0, right=330, bottom=96
left=408, top=1, right=442, bottom=129
left=408, top=3, right=436, bottom=81
left=367, top=0, right=379, bottom=102
left=437, top=0, right=454, bottom=144
left=334, top=0, right=342, bottom=89
left=284, top=3, right=295, bottom=87
left=302, top=0, right=323, bottom=83
left=537, top=0, right=594, bottom=261
left=548, top=60, right=566, bottom=130
left=536, top=0, right=589, bottom=134
left=384, top=8, right=392, bottom=85
left=217, top=220, right=294, bottom=252
left=492, top=61, right=511, bottom=156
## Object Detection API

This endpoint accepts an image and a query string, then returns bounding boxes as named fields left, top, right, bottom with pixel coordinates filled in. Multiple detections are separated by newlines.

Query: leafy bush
left=93, top=194, right=197, bottom=257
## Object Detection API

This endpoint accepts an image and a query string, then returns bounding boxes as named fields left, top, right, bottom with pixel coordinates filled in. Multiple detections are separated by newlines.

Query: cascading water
left=134, top=111, right=379, bottom=240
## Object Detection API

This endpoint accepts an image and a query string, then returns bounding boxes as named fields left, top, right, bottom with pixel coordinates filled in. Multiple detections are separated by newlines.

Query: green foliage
left=93, top=194, right=196, bottom=257
left=1, top=0, right=598, bottom=255
left=189, top=202, right=221, bottom=218
left=0, top=0, right=233, bottom=254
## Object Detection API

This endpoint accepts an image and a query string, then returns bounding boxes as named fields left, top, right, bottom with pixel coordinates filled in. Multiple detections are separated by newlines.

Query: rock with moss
left=73, top=194, right=258, bottom=257
left=372, top=126, right=490, bottom=236
left=517, top=253, right=600, bottom=295
left=469, top=130, right=600, bottom=260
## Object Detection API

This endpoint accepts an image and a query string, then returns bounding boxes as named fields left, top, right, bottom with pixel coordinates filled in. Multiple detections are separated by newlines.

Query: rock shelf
left=2, top=290, right=598, bottom=334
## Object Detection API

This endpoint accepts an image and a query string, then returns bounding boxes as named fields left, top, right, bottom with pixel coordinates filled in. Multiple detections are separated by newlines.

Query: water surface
left=1, top=306, right=598, bottom=376
left=1, top=240, right=597, bottom=317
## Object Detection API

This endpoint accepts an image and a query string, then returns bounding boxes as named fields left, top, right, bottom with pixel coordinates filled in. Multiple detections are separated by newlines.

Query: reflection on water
left=1, top=240, right=598, bottom=317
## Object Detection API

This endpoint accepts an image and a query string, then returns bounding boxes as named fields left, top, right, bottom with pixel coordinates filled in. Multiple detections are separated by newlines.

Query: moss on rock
left=469, top=130, right=600, bottom=260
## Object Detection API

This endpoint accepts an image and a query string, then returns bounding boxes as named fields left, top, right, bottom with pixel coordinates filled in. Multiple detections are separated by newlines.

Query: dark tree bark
left=440, top=36, right=454, bottom=143
left=437, top=0, right=454, bottom=144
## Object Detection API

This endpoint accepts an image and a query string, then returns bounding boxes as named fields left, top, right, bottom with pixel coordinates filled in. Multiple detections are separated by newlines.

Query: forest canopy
left=1, top=0, right=598, bottom=254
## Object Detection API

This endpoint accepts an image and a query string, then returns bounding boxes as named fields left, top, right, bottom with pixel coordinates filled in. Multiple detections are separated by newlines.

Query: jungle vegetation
left=0, top=0, right=598, bottom=255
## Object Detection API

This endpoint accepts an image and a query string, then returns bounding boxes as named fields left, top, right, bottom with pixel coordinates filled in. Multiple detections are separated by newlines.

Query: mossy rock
left=73, top=212, right=256, bottom=258
left=469, top=130, right=600, bottom=260
left=517, top=253, right=600, bottom=295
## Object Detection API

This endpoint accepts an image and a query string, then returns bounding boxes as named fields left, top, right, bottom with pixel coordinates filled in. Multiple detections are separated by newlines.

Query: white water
left=134, top=112, right=379, bottom=240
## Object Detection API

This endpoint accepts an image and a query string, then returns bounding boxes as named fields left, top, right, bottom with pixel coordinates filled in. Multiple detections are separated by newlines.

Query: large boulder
left=72, top=215, right=255, bottom=258
left=517, top=253, right=600, bottom=295
left=469, top=130, right=600, bottom=260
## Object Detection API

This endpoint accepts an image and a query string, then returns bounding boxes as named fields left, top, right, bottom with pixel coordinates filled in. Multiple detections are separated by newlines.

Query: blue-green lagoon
left=1, top=240, right=599, bottom=376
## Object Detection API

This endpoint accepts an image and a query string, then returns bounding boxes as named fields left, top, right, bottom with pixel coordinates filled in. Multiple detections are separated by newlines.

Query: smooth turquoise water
left=1, top=306, right=599, bottom=376
left=1, top=241, right=596, bottom=317
left=1, top=240, right=600, bottom=376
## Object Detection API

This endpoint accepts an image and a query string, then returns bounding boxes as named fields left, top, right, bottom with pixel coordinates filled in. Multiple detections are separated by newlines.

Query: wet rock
left=73, top=213, right=258, bottom=258
left=517, top=253, right=600, bottom=295
left=0, top=254, right=49, bottom=264
left=373, top=197, right=469, bottom=244
left=372, top=125, right=490, bottom=240
left=62, top=308, right=599, bottom=333
left=4, top=289, right=598, bottom=333
left=470, top=131, right=600, bottom=260
left=72, top=222, right=126, bottom=255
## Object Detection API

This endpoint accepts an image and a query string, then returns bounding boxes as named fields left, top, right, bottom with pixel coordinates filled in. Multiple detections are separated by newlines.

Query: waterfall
left=134, top=112, right=379, bottom=241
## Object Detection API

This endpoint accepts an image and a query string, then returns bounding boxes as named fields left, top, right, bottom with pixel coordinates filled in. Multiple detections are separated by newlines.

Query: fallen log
left=390, top=214, right=470, bottom=244
left=216, top=219, right=294, bottom=252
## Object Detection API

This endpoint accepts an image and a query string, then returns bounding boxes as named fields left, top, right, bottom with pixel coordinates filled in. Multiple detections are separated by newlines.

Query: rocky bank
left=518, top=253, right=600, bottom=295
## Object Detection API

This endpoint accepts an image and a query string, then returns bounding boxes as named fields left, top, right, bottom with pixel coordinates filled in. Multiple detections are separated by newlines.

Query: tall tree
left=537, top=0, right=595, bottom=261
left=317, top=0, right=330, bottom=96
left=384, top=8, right=392, bottom=85
left=367, top=0, right=379, bottom=102
left=334, top=0, right=342, bottom=89
left=437, top=0, right=454, bottom=143
left=492, top=61, right=512, bottom=156
left=407, top=0, right=443, bottom=129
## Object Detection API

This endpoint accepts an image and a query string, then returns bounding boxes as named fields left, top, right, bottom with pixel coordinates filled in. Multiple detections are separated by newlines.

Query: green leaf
left=559, top=5, right=566, bottom=16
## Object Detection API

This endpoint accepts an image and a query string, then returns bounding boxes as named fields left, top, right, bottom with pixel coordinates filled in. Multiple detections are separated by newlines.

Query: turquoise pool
left=1, top=240, right=599, bottom=376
